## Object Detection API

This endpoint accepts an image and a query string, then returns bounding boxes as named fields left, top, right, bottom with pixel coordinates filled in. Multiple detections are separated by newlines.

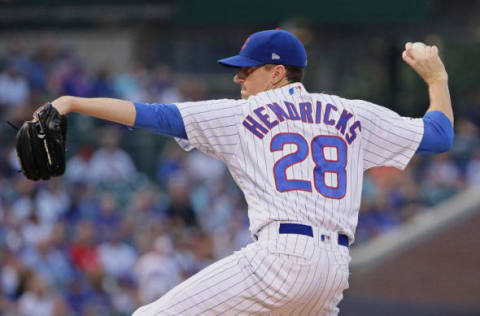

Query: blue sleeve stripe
left=133, top=102, right=188, bottom=139
left=417, top=111, right=454, bottom=153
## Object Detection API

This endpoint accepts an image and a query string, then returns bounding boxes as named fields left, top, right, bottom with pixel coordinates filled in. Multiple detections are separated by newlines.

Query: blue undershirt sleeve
left=417, top=110, right=454, bottom=153
left=133, top=102, right=188, bottom=139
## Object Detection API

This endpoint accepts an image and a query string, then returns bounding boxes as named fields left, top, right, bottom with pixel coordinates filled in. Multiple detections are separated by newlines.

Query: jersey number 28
left=270, top=133, right=347, bottom=199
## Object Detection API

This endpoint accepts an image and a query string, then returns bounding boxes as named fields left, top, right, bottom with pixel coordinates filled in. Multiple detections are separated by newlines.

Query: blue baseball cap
left=218, top=30, right=307, bottom=68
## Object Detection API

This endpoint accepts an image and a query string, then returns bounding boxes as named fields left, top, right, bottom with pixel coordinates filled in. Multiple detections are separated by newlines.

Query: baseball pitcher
left=18, top=30, right=454, bottom=315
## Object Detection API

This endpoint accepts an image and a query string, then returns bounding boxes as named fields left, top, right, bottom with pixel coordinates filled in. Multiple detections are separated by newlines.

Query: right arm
left=402, top=42, right=454, bottom=153
left=52, top=96, right=137, bottom=126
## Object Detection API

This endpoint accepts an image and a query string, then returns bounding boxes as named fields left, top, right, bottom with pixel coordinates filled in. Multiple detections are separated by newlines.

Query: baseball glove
left=15, top=103, right=67, bottom=181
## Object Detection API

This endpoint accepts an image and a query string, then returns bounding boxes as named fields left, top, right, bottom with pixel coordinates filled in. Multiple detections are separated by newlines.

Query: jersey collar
left=255, top=82, right=306, bottom=98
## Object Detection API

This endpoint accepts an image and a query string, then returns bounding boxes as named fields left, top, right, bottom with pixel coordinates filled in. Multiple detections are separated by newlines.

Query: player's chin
left=240, top=89, right=249, bottom=99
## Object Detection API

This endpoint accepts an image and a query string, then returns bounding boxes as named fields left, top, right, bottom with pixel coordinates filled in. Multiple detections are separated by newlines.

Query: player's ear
left=271, top=65, right=287, bottom=85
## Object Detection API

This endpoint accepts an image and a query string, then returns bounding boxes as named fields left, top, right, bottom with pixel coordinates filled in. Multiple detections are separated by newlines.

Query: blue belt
left=279, top=223, right=349, bottom=248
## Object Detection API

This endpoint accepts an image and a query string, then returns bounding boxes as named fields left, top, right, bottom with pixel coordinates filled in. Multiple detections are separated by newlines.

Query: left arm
left=133, top=102, right=187, bottom=139
left=52, top=96, right=188, bottom=139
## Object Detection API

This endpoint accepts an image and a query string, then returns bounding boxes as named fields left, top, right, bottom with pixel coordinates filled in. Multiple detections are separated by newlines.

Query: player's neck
left=270, top=78, right=291, bottom=91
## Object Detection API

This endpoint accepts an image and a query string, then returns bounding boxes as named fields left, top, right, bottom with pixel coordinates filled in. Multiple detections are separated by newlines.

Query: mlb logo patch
left=289, top=85, right=302, bottom=95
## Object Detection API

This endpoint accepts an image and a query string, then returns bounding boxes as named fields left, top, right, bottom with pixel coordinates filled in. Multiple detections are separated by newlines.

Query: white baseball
left=410, top=42, right=427, bottom=58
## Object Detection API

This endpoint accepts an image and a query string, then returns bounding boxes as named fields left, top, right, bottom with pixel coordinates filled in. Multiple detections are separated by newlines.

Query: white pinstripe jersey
left=175, top=82, right=423, bottom=243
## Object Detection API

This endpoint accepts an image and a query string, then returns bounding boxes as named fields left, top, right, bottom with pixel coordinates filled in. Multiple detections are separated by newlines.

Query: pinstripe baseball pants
left=132, top=222, right=350, bottom=316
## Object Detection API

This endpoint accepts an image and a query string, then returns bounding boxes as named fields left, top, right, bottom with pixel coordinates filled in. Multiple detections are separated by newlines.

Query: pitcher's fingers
left=404, top=47, right=416, bottom=60
left=426, top=46, right=433, bottom=58
left=402, top=51, right=415, bottom=66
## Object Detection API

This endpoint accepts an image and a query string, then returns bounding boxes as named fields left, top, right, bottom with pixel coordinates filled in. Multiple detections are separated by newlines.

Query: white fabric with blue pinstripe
left=133, top=82, right=423, bottom=315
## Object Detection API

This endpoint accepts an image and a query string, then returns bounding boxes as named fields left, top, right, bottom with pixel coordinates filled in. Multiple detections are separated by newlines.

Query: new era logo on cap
left=218, top=29, right=307, bottom=68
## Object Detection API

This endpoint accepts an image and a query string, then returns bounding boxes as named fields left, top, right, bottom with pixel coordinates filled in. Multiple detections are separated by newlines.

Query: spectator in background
left=90, top=64, right=117, bottom=98
left=28, top=47, right=49, bottom=93
left=187, top=230, right=215, bottom=273
left=48, top=220, right=69, bottom=254
left=124, top=187, right=168, bottom=267
left=169, top=231, right=198, bottom=279
left=450, top=119, right=480, bottom=174
left=388, top=170, right=422, bottom=220
left=20, top=211, right=51, bottom=249
left=212, top=205, right=250, bottom=259
left=114, top=62, right=149, bottom=102
left=421, top=153, right=463, bottom=205
left=9, top=176, right=37, bottom=226
left=197, top=179, right=235, bottom=234
left=124, top=185, right=166, bottom=233
left=17, top=273, right=67, bottom=316
left=68, top=220, right=102, bottom=277
left=109, top=276, right=137, bottom=315
left=35, top=178, right=70, bottom=224
left=20, top=230, right=73, bottom=290
left=7, top=146, right=22, bottom=176
left=87, top=126, right=137, bottom=184
left=0, top=65, right=29, bottom=109
left=61, top=59, right=91, bottom=97
left=65, top=145, right=94, bottom=183
left=64, top=279, right=95, bottom=316
left=466, top=148, right=480, bottom=186
left=165, top=175, right=198, bottom=228
left=0, top=250, right=26, bottom=301
left=370, top=191, right=401, bottom=233
left=45, top=51, right=73, bottom=97
left=185, top=150, right=226, bottom=185
left=134, top=235, right=182, bottom=304
left=0, top=144, right=15, bottom=178
left=94, top=192, right=121, bottom=238
left=356, top=191, right=401, bottom=241
left=98, top=228, right=137, bottom=279
left=150, top=64, right=183, bottom=104
left=29, top=39, right=59, bottom=93
left=6, top=40, right=30, bottom=78
left=155, top=142, right=187, bottom=185
left=64, top=181, right=99, bottom=223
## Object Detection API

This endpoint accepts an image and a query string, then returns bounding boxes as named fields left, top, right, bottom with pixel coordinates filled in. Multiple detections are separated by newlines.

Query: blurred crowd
left=0, top=41, right=479, bottom=315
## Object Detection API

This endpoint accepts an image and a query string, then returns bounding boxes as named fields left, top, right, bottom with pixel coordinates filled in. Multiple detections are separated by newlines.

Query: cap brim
left=217, top=55, right=264, bottom=68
